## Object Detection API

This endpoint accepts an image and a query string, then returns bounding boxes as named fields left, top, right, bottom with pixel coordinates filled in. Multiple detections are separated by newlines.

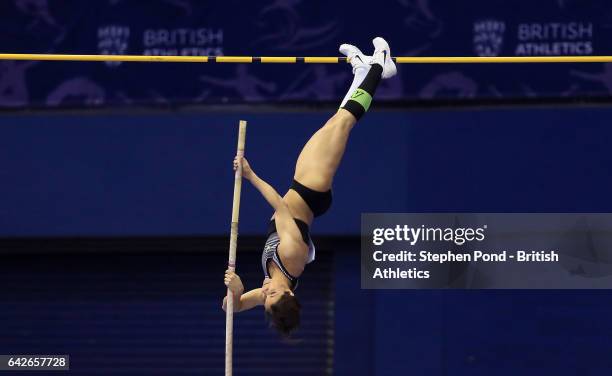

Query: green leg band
left=350, top=88, right=373, bottom=111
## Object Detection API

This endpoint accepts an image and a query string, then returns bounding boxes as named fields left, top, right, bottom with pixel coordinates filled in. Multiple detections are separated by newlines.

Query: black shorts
left=290, top=179, right=332, bottom=217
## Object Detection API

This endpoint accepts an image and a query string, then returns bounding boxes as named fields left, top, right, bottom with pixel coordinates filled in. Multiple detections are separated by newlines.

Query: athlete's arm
left=223, top=270, right=265, bottom=312
left=222, top=288, right=265, bottom=312
left=234, top=157, right=303, bottom=242
left=235, top=156, right=285, bottom=211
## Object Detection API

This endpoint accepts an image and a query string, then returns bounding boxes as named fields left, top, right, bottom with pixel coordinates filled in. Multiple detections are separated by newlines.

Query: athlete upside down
left=222, top=37, right=397, bottom=337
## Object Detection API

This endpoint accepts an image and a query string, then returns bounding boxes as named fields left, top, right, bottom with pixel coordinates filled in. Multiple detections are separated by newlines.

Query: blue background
left=2, top=0, right=612, bottom=375
left=2, top=107, right=612, bottom=237
left=2, top=106, right=612, bottom=374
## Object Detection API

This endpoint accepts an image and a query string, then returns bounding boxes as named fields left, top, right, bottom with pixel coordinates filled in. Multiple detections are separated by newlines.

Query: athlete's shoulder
left=277, top=238, right=308, bottom=275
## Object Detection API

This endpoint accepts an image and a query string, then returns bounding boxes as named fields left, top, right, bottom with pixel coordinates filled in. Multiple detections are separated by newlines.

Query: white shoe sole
left=372, top=37, right=397, bottom=79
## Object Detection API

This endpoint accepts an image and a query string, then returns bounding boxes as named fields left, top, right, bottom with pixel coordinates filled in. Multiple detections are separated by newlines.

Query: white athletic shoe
left=371, top=37, right=397, bottom=79
left=339, top=43, right=371, bottom=74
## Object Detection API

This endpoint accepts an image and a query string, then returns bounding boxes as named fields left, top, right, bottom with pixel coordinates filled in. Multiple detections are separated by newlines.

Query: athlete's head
left=263, top=287, right=301, bottom=338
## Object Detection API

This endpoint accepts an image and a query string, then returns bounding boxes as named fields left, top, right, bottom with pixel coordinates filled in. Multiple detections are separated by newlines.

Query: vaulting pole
left=225, top=120, right=247, bottom=376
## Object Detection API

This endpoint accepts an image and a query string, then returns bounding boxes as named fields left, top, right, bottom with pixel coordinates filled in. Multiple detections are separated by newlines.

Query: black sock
left=341, top=64, right=383, bottom=120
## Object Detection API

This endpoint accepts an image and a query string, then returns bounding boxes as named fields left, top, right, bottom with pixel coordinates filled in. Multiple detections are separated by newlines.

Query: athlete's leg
left=292, top=110, right=355, bottom=191
left=293, top=38, right=396, bottom=191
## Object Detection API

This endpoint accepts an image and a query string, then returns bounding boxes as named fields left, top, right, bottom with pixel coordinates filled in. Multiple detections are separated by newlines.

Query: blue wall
left=2, top=106, right=612, bottom=375
left=2, top=106, right=612, bottom=237
left=334, top=247, right=612, bottom=376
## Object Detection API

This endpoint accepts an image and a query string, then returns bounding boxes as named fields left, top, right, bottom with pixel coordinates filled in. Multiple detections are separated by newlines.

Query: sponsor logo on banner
left=142, top=28, right=224, bottom=57
left=515, top=22, right=594, bottom=56
left=98, top=25, right=130, bottom=67
left=473, top=19, right=506, bottom=57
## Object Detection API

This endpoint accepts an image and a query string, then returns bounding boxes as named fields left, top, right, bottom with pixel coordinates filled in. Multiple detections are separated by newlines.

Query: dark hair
left=265, top=292, right=301, bottom=338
